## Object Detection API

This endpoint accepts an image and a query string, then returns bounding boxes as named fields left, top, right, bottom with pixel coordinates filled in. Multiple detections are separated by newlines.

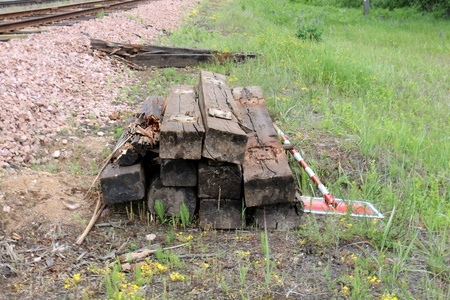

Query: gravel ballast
left=0, top=0, right=198, bottom=168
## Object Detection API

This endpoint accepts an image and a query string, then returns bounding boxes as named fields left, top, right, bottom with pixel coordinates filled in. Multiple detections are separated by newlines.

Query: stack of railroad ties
left=100, top=70, right=302, bottom=229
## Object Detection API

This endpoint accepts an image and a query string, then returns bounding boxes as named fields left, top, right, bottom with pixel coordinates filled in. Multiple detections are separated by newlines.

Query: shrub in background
left=289, top=0, right=449, bottom=17
left=297, top=22, right=323, bottom=40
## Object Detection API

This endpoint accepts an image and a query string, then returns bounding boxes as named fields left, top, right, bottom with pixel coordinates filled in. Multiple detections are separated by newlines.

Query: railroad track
left=0, top=0, right=48, bottom=7
left=0, top=0, right=149, bottom=33
left=0, top=0, right=74, bottom=8
left=0, top=0, right=125, bottom=19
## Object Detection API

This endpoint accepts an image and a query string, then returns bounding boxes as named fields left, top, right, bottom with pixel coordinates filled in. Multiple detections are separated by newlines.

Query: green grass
left=159, top=0, right=449, bottom=298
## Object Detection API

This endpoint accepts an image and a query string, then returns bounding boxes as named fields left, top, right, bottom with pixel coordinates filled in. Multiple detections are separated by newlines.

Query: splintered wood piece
left=100, top=162, right=146, bottom=204
left=197, top=160, right=242, bottom=199
left=91, top=39, right=216, bottom=56
left=160, top=85, right=204, bottom=160
left=90, top=39, right=257, bottom=68
left=199, top=199, right=244, bottom=229
left=148, top=176, right=197, bottom=218
left=113, top=96, right=163, bottom=165
left=119, top=243, right=187, bottom=263
left=233, top=86, right=296, bottom=207
left=197, top=70, right=247, bottom=164
left=160, top=159, right=197, bottom=187
left=116, top=145, right=139, bottom=166
left=253, top=202, right=303, bottom=230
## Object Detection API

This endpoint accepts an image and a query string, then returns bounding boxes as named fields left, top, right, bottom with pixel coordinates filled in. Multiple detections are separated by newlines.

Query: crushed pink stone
left=0, top=0, right=199, bottom=168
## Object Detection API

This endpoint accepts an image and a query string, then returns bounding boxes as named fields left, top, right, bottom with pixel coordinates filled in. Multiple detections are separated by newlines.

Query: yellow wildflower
left=341, top=286, right=349, bottom=296
left=381, top=293, right=398, bottom=300
left=170, top=272, right=185, bottom=281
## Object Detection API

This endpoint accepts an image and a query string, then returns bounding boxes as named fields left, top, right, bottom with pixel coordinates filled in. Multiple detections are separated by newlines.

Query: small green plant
left=166, top=230, right=175, bottom=245
left=167, top=252, right=183, bottom=269
left=221, top=277, right=229, bottom=295
left=261, top=232, right=268, bottom=256
left=155, top=247, right=164, bottom=263
left=101, top=146, right=112, bottom=159
left=114, top=127, right=123, bottom=140
left=69, top=158, right=82, bottom=175
left=297, top=22, right=323, bottom=41
left=125, top=12, right=144, bottom=24
left=127, top=243, right=139, bottom=252
left=240, top=266, right=248, bottom=289
left=380, top=206, right=396, bottom=251
left=103, top=258, right=146, bottom=299
left=104, top=259, right=122, bottom=298
left=163, top=68, right=177, bottom=80
left=90, top=159, right=98, bottom=175
left=97, top=9, right=105, bottom=18
left=179, top=203, right=191, bottom=228
left=155, top=200, right=166, bottom=223
left=391, top=233, right=418, bottom=279
left=135, top=264, right=143, bottom=286
left=155, top=248, right=183, bottom=269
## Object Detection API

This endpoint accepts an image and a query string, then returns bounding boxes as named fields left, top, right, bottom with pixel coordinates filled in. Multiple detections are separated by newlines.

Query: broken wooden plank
left=197, top=70, right=248, bottom=164
left=91, top=39, right=216, bottom=56
left=253, top=202, right=303, bottom=230
left=233, top=86, right=296, bottom=207
left=147, top=176, right=197, bottom=218
left=90, top=39, right=258, bottom=68
left=159, top=85, right=204, bottom=160
left=100, top=162, right=146, bottom=204
left=160, top=159, right=197, bottom=187
left=119, top=243, right=187, bottom=263
left=197, top=160, right=242, bottom=199
left=199, top=199, right=244, bottom=229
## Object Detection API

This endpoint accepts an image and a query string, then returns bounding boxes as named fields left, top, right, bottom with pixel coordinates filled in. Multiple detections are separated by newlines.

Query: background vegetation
left=290, top=0, right=450, bottom=18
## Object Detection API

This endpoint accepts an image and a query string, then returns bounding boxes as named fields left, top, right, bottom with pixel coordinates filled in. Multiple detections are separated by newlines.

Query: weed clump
left=297, top=22, right=323, bottom=41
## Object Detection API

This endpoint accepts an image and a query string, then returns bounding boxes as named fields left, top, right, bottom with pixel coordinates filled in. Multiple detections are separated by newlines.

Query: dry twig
left=75, top=195, right=106, bottom=245
left=119, top=243, right=187, bottom=262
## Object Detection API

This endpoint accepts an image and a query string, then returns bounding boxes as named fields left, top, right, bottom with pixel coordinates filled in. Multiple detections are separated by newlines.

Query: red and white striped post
left=273, top=124, right=337, bottom=208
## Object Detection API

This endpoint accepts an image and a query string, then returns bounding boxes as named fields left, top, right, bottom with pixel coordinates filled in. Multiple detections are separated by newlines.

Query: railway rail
left=0, top=0, right=128, bottom=19
left=0, top=0, right=44, bottom=7
left=0, top=0, right=63, bottom=8
left=0, top=0, right=148, bottom=33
